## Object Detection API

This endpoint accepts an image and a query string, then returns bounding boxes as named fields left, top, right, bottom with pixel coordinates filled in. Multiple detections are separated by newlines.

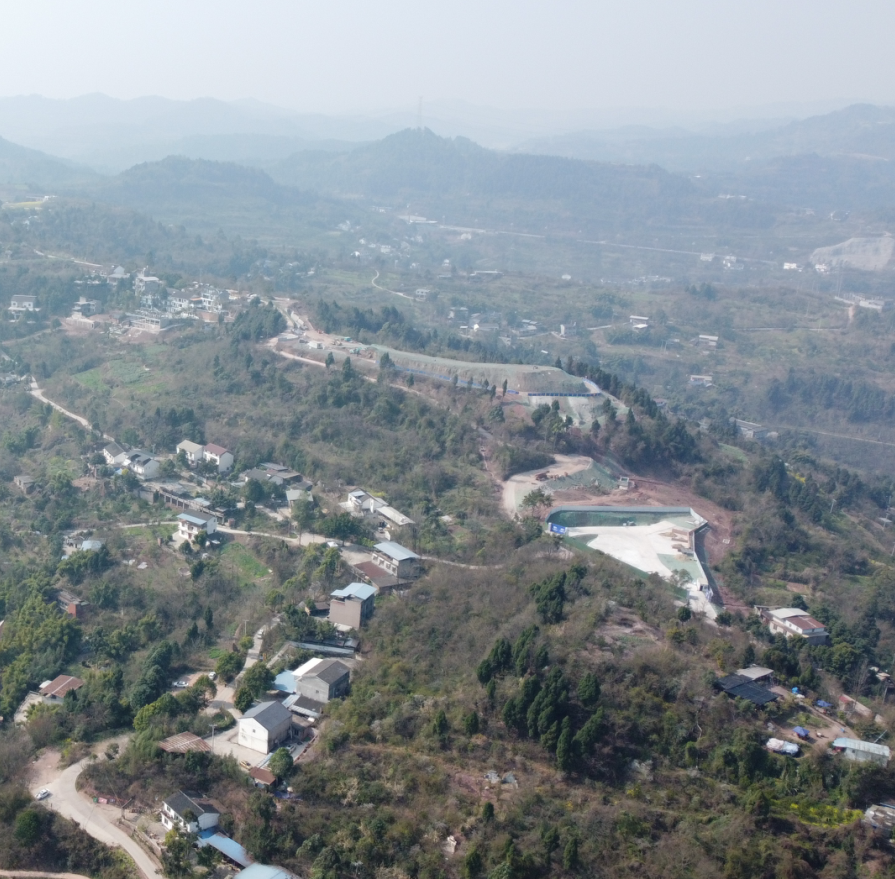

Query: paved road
left=32, top=746, right=161, bottom=879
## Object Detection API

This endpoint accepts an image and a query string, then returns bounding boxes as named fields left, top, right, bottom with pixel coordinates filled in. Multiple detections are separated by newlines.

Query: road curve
left=36, top=757, right=161, bottom=879
left=29, top=381, right=114, bottom=441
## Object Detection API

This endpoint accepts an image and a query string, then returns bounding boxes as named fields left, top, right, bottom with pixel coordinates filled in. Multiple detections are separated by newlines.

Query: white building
left=161, top=791, right=219, bottom=834
left=203, top=443, right=234, bottom=472
left=177, top=440, right=205, bottom=464
left=103, top=442, right=129, bottom=466
left=124, top=451, right=160, bottom=479
left=237, top=701, right=293, bottom=754
left=9, top=295, right=37, bottom=312
left=177, top=512, right=218, bottom=541
left=759, top=607, right=827, bottom=644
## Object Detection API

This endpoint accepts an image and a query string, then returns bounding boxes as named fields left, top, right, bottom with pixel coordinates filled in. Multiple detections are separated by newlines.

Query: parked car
left=35, top=788, right=50, bottom=800
left=208, top=672, right=217, bottom=681
left=172, top=679, right=189, bottom=689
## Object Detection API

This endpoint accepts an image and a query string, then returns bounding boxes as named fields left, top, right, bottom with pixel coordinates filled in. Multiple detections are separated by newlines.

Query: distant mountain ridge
left=0, top=135, right=98, bottom=189
left=262, top=128, right=726, bottom=233
left=518, top=103, right=895, bottom=172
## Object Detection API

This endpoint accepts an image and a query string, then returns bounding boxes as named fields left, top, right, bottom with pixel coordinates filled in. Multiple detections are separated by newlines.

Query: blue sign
left=548, top=523, right=568, bottom=535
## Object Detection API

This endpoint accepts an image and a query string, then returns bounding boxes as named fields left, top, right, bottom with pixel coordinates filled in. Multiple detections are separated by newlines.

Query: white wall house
left=237, top=701, right=292, bottom=754
left=177, top=440, right=205, bottom=464
left=161, top=791, right=219, bottom=834
left=103, top=442, right=129, bottom=466
left=203, top=443, right=234, bottom=472
left=9, top=295, right=37, bottom=312
left=177, top=512, right=217, bottom=541
left=124, top=452, right=160, bottom=479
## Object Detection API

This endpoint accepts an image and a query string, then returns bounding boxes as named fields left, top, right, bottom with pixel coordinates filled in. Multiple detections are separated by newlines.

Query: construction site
left=546, top=504, right=718, bottom=616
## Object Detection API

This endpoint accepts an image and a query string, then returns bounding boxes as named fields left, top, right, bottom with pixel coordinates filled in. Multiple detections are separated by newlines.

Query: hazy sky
left=2, top=1, right=893, bottom=115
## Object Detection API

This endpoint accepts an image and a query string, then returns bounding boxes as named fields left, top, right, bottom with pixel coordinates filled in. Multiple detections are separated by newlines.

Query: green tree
left=463, top=847, right=483, bottom=878
left=578, top=672, right=600, bottom=707
left=563, top=837, right=579, bottom=871
left=162, top=828, right=194, bottom=878
left=14, top=810, right=41, bottom=847
left=292, top=496, right=316, bottom=540
left=556, top=716, right=573, bottom=771
left=267, top=747, right=294, bottom=781
left=233, top=686, right=254, bottom=712
left=324, top=352, right=334, bottom=368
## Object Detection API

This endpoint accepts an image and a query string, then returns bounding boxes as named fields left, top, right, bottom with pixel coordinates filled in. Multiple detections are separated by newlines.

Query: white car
left=208, top=672, right=217, bottom=682
left=172, top=680, right=189, bottom=689
left=35, top=788, right=50, bottom=801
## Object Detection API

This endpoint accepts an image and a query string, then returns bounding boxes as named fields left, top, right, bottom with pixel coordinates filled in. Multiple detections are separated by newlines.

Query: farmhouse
left=13, top=474, right=34, bottom=493
left=757, top=607, right=828, bottom=644
left=294, top=658, right=351, bottom=703
left=371, top=541, right=420, bottom=580
left=345, top=490, right=414, bottom=527
left=103, top=442, right=129, bottom=466
left=329, top=583, right=376, bottom=630
left=832, top=737, right=891, bottom=766
left=203, top=443, right=234, bottom=472
left=237, top=701, right=292, bottom=754
left=161, top=791, right=219, bottom=833
left=39, top=674, right=85, bottom=702
left=9, top=295, right=37, bottom=312
left=124, top=451, right=160, bottom=479
left=177, top=512, right=218, bottom=541
left=177, top=440, right=205, bottom=464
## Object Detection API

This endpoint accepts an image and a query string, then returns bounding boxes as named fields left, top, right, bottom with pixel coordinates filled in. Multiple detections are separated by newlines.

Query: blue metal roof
left=331, top=582, right=376, bottom=601
left=197, top=833, right=253, bottom=867
left=374, top=541, right=419, bottom=561
left=235, top=864, right=292, bottom=879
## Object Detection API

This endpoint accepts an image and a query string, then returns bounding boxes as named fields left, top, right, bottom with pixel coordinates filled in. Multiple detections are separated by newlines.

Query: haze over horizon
left=1, top=0, right=894, bottom=126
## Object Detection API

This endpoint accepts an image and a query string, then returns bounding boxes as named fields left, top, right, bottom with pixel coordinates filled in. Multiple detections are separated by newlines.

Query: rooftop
left=309, top=659, right=350, bottom=685
left=178, top=512, right=216, bottom=526
left=331, top=582, right=377, bottom=602
left=241, top=700, right=291, bottom=730
left=164, top=790, right=218, bottom=818
left=235, top=864, right=293, bottom=879
left=249, top=766, right=277, bottom=785
left=198, top=832, right=253, bottom=867
left=159, top=732, right=212, bottom=754
left=204, top=443, right=229, bottom=456
left=39, top=674, right=85, bottom=698
left=833, top=737, right=892, bottom=758
left=374, top=541, right=419, bottom=561
left=714, top=674, right=779, bottom=706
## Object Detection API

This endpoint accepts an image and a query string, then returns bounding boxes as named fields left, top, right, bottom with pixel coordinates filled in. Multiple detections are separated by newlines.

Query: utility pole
left=211, top=724, right=216, bottom=754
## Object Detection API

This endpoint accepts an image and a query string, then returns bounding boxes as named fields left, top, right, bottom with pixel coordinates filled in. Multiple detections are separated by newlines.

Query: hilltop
left=0, top=135, right=99, bottom=191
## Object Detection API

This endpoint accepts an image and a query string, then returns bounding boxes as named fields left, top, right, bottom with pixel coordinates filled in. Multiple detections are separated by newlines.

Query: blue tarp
left=793, top=726, right=810, bottom=738
left=816, top=700, right=833, bottom=708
